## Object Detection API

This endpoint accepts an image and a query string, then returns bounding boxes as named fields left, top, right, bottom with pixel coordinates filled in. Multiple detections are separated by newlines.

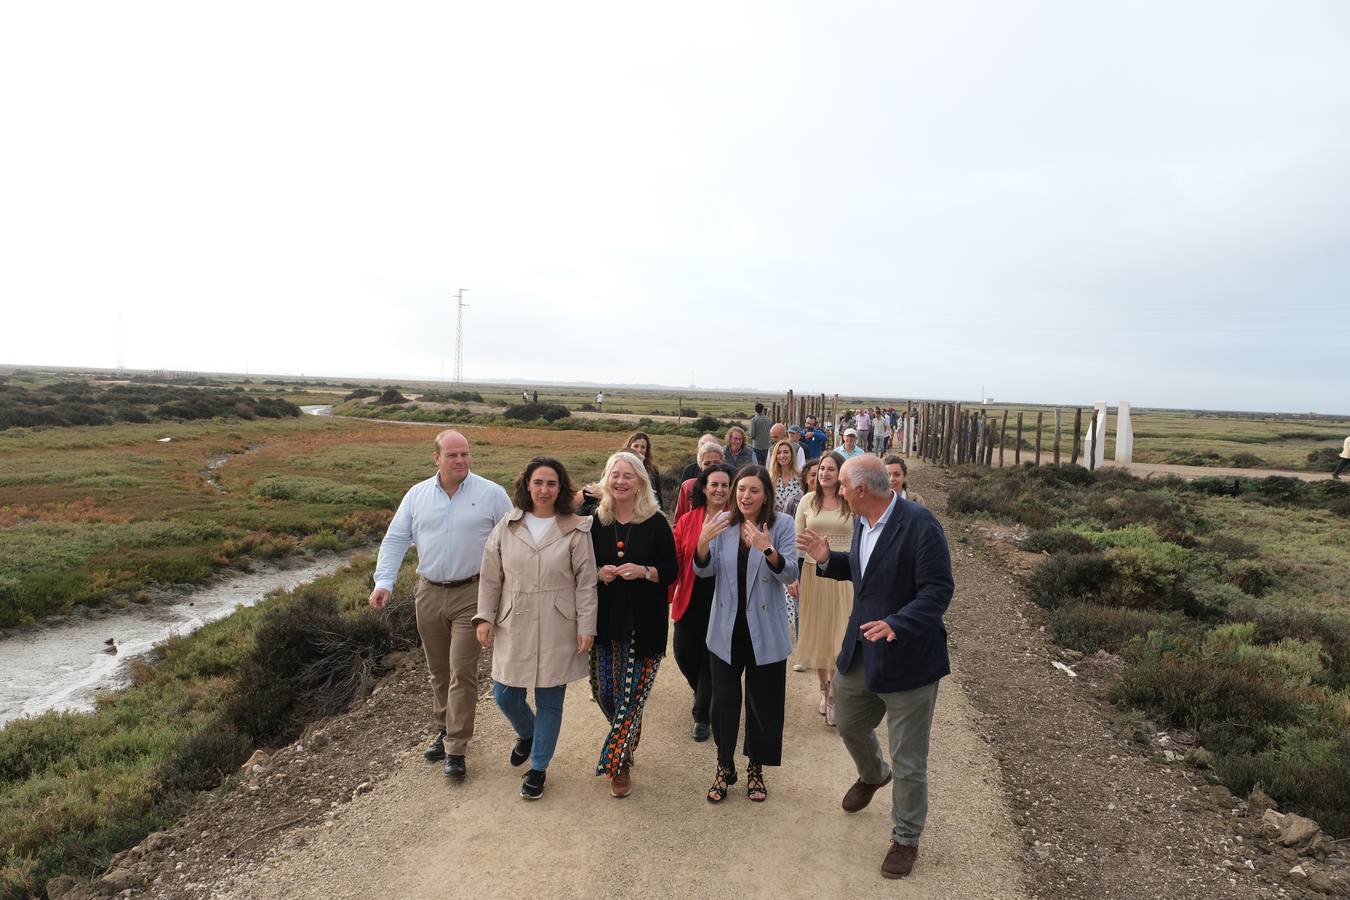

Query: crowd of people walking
left=370, top=398, right=954, bottom=880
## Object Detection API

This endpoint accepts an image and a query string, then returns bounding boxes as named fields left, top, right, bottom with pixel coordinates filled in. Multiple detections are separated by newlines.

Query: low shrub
left=1219, top=725, right=1350, bottom=837
left=503, top=402, right=570, bottom=422
left=155, top=723, right=252, bottom=793
left=1229, top=451, right=1268, bottom=468
left=1050, top=603, right=1180, bottom=654
left=1226, top=559, right=1274, bottom=597
left=376, top=389, right=408, bottom=404
left=1026, top=552, right=1113, bottom=608
left=1207, top=534, right=1259, bottom=559
left=251, top=475, right=391, bottom=507
left=1114, top=643, right=1305, bottom=756
left=227, top=588, right=414, bottom=744
left=1306, top=447, right=1341, bottom=469
left=343, top=388, right=379, bottom=401
left=1020, top=528, right=1095, bottom=555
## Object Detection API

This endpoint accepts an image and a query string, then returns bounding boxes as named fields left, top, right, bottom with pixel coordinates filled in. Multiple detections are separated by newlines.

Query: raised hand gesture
left=741, top=521, right=773, bottom=553
left=796, top=528, right=830, bottom=565
left=698, top=509, right=732, bottom=554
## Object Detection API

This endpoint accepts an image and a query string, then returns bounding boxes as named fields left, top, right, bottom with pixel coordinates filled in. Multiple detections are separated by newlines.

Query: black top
left=591, top=513, right=679, bottom=657
left=650, top=469, right=664, bottom=510
left=680, top=462, right=700, bottom=483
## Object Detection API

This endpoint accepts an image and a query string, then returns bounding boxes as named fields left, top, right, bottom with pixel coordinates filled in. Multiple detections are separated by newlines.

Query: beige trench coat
left=474, top=510, right=598, bottom=689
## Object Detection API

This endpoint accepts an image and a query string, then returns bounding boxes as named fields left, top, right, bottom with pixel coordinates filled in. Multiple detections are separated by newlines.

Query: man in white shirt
left=369, top=429, right=512, bottom=780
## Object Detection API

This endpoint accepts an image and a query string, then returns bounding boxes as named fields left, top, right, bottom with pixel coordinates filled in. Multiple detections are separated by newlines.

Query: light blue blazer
left=692, top=511, right=799, bottom=666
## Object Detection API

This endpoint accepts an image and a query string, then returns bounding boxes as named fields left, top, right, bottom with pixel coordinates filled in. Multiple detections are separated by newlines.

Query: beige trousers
left=414, top=578, right=482, bottom=755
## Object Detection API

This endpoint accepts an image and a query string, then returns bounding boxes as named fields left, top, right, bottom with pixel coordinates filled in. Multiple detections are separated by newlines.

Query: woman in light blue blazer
left=693, top=464, right=799, bottom=803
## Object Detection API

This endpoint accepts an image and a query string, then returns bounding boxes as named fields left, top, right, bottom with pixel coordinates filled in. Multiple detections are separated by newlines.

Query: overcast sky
left=2, top=2, right=1347, bottom=413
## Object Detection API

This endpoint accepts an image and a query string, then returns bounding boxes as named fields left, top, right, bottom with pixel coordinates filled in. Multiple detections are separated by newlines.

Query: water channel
left=0, top=551, right=367, bottom=727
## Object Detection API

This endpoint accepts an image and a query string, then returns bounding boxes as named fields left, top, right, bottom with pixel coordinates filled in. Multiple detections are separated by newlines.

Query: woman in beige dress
left=790, top=451, right=853, bottom=726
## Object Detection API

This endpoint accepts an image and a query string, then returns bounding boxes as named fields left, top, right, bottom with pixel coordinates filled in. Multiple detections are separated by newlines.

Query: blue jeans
left=492, top=681, right=567, bottom=771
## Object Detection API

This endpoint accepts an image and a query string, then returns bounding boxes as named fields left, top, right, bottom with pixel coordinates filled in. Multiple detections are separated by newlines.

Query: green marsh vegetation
left=949, top=465, right=1350, bottom=833
left=0, top=412, right=691, bottom=896
left=0, top=557, right=416, bottom=898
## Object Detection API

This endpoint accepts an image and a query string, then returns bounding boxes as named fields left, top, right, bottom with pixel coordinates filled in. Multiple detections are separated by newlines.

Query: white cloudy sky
left=2, top=1, right=1347, bottom=412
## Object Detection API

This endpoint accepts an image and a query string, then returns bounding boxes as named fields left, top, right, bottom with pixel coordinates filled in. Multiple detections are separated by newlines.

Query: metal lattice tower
left=453, top=288, right=469, bottom=383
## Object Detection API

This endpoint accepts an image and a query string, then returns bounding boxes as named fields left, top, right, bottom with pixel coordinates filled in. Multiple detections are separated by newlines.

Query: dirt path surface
left=194, top=646, right=1026, bottom=900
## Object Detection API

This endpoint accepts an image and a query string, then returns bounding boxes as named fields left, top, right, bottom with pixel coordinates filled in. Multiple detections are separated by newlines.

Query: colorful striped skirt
left=590, top=639, right=661, bottom=777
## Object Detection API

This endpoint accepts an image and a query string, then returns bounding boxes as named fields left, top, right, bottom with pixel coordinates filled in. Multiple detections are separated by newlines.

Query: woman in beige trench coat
left=476, top=457, right=598, bottom=799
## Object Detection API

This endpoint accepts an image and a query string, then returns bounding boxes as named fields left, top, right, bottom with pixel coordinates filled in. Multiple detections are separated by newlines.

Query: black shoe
left=443, top=754, right=467, bottom=780
left=510, top=736, right=533, bottom=768
left=521, top=768, right=545, bottom=800
left=692, top=722, right=710, bottom=742
left=423, top=729, right=447, bottom=762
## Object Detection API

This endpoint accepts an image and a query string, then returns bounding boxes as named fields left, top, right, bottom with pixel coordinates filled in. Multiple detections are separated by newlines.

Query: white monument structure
left=1082, top=401, right=1109, bottom=469
left=1115, top=402, right=1134, bottom=463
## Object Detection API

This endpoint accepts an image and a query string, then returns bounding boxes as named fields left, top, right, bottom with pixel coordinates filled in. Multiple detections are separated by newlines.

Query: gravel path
left=208, top=635, right=1027, bottom=900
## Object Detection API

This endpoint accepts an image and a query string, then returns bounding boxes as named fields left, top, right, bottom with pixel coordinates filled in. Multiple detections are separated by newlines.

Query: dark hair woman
left=589, top=451, right=678, bottom=797
left=625, top=431, right=664, bottom=510
left=475, top=457, right=596, bottom=799
left=669, top=463, right=736, bottom=743
left=693, top=465, right=798, bottom=803
left=791, top=451, right=854, bottom=725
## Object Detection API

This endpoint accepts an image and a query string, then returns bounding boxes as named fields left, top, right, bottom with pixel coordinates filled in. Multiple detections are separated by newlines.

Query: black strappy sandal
left=747, top=763, right=767, bottom=802
left=707, top=766, right=737, bottom=803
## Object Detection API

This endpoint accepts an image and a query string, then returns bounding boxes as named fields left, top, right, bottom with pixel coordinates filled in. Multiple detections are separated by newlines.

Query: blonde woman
left=589, top=451, right=678, bottom=797
left=769, top=439, right=803, bottom=513
left=475, top=457, right=596, bottom=800
left=790, top=451, right=854, bottom=725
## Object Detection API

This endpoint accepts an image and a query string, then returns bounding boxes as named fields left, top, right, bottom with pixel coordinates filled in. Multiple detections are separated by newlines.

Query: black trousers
left=1334, top=457, right=1350, bottom=477
left=673, top=595, right=713, bottom=724
left=709, top=630, right=786, bottom=769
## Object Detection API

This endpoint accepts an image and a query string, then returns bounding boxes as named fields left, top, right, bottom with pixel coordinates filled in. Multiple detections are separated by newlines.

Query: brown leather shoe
left=841, top=773, right=892, bottom=813
left=881, top=841, right=918, bottom=879
left=610, top=770, right=632, bottom=798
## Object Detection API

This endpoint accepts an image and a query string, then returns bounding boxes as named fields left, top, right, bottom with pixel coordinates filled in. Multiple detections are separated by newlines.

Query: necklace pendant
left=616, top=550, right=625, bottom=558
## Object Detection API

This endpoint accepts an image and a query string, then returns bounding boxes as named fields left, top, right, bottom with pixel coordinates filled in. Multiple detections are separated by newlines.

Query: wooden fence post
left=1034, top=411, right=1043, bottom=466
left=1054, top=408, right=1062, bottom=466
left=999, top=413, right=1008, bottom=467
left=1071, top=407, right=1082, bottom=465
left=1015, top=412, right=1023, bottom=465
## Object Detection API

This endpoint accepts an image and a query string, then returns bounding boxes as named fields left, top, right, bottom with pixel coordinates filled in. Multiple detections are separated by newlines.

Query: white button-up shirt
left=373, top=471, right=512, bottom=590
left=857, top=491, right=898, bottom=577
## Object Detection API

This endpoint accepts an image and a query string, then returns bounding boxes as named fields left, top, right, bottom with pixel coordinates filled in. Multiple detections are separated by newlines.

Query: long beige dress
left=794, top=498, right=855, bottom=670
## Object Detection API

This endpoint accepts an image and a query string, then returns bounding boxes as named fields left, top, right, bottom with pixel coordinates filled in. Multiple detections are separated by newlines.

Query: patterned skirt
left=590, top=639, right=661, bottom=777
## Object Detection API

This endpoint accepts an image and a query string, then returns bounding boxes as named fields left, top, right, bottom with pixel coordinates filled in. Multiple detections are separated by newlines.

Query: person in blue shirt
left=800, top=415, right=828, bottom=460
left=835, top=428, right=867, bottom=460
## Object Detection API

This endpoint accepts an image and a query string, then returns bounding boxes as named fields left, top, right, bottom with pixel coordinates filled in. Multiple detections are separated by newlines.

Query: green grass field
left=0, top=413, right=693, bottom=627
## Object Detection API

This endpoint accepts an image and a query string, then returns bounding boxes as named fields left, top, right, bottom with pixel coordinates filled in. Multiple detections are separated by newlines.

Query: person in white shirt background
left=369, top=429, right=512, bottom=781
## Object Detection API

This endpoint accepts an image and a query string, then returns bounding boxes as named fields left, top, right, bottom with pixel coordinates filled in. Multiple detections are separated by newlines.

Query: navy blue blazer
left=818, top=494, right=953, bottom=693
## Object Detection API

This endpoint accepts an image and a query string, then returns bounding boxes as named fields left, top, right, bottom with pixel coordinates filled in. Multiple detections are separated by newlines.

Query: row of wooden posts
left=760, top=393, right=1105, bottom=471
left=910, top=402, right=1101, bottom=470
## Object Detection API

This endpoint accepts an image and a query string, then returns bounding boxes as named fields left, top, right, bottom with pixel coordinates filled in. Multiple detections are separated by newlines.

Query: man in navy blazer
left=798, top=454, right=954, bottom=879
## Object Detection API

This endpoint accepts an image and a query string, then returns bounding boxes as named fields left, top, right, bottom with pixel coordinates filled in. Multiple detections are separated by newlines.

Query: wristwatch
left=644, top=566, right=655, bottom=581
